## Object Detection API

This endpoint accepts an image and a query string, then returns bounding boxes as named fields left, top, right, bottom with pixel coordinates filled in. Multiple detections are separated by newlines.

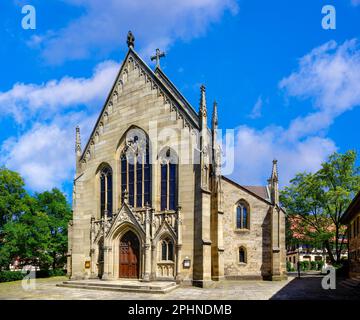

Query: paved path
left=0, top=275, right=359, bottom=300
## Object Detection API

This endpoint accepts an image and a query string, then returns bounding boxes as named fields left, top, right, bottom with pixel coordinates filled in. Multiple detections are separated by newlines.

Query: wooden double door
left=119, top=231, right=140, bottom=278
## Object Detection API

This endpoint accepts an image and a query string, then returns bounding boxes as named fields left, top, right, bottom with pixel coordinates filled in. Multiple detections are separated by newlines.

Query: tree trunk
left=52, top=253, right=56, bottom=270
left=324, top=240, right=335, bottom=264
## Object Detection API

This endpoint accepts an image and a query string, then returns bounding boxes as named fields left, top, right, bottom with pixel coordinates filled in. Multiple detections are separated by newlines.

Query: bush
left=316, top=260, right=324, bottom=270
left=286, top=261, right=292, bottom=272
left=300, top=261, right=310, bottom=271
left=310, top=261, right=317, bottom=270
left=0, top=271, right=24, bottom=283
left=36, top=269, right=66, bottom=278
left=0, top=269, right=66, bottom=283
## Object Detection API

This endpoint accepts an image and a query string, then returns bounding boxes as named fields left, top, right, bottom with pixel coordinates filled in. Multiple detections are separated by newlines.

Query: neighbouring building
left=286, top=245, right=347, bottom=270
left=67, top=32, right=287, bottom=287
left=286, top=216, right=347, bottom=270
left=341, top=191, right=360, bottom=278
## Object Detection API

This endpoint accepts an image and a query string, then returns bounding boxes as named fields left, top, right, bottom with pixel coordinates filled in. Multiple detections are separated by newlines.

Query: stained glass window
left=120, top=130, right=151, bottom=208
left=161, top=163, right=167, bottom=211
left=100, top=166, right=112, bottom=217
left=160, top=148, right=178, bottom=211
left=236, top=202, right=249, bottom=229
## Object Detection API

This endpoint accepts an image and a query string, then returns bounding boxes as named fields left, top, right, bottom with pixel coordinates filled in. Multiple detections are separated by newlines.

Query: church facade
left=67, top=32, right=287, bottom=287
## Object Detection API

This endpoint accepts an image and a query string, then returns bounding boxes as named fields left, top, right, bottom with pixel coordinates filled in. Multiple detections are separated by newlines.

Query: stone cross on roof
left=127, top=31, right=135, bottom=48
left=151, top=48, right=166, bottom=68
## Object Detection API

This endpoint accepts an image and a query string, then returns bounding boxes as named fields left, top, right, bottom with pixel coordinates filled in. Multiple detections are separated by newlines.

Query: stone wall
left=70, top=52, right=199, bottom=281
left=221, top=179, right=272, bottom=279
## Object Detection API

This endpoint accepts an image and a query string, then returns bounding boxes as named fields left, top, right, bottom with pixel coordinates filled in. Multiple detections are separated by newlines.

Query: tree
left=0, top=167, right=72, bottom=271
left=280, top=150, right=360, bottom=264
left=0, top=195, right=52, bottom=269
left=0, top=167, right=27, bottom=231
left=34, top=188, right=72, bottom=270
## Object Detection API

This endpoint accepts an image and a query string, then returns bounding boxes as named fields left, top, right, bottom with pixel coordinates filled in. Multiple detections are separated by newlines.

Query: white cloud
left=0, top=113, right=96, bottom=191
left=0, top=59, right=112, bottom=191
left=280, top=39, right=360, bottom=140
left=31, top=0, right=238, bottom=64
left=229, top=125, right=336, bottom=187
left=0, top=60, right=118, bottom=123
left=229, top=39, right=360, bottom=186
left=248, top=96, right=263, bottom=119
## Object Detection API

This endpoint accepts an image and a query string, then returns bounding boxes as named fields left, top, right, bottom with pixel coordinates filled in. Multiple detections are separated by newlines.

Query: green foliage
left=0, top=271, right=24, bottom=283
left=310, top=261, right=317, bottom=270
left=34, top=189, right=72, bottom=269
left=280, top=151, right=360, bottom=263
left=316, top=260, right=324, bottom=270
left=0, top=167, right=72, bottom=271
left=286, top=261, right=292, bottom=272
left=36, top=268, right=66, bottom=278
left=0, top=167, right=27, bottom=231
left=299, top=261, right=310, bottom=271
left=0, top=269, right=66, bottom=283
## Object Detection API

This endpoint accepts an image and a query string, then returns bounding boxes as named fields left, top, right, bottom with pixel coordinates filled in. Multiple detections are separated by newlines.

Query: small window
left=239, top=247, right=246, bottom=263
left=160, top=238, right=174, bottom=261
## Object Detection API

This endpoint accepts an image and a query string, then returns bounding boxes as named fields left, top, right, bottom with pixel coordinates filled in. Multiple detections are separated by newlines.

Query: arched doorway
left=119, top=230, right=140, bottom=278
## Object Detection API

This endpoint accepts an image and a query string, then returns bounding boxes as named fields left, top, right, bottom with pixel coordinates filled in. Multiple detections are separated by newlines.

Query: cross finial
left=127, top=31, right=135, bottom=48
left=151, top=48, right=166, bottom=68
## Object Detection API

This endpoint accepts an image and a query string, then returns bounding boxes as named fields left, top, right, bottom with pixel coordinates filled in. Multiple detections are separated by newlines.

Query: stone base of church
left=225, top=275, right=264, bottom=281
left=269, top=274, right=288, bottom=281
left=192, top=279, right=215, bottom=288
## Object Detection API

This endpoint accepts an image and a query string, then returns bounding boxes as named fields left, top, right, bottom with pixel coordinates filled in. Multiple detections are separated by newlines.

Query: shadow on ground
left=270, top=275, right=360, bottom=300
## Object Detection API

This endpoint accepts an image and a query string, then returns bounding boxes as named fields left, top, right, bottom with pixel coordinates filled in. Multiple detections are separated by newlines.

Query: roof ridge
left=155, top=67, right=199, bottom=120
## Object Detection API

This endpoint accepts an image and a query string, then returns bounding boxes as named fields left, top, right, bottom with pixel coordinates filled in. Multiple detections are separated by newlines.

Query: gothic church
left=67, top=32, right=287, bottom=287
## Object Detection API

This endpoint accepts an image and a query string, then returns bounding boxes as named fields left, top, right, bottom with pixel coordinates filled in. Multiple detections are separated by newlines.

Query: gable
left=221, top=175, right=272, bottom=205
left=79, top=47, right=200, bottom=164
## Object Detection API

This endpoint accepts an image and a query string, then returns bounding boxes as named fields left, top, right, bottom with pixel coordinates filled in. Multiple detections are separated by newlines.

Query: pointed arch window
left=236, top=201, right=249, bottom=229
left=160, top=238, right=174, bottom=261
left=239, top=247, right=247, bottom=263
left=160, top=148, right=178, bottom=211
left=100, top=166, right=113, bottom=217
left=120, top=129, right=151, bottom=207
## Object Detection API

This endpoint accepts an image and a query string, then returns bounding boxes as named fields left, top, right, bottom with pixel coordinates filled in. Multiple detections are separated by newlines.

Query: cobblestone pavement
left=0, top=275, right=359, bottom=300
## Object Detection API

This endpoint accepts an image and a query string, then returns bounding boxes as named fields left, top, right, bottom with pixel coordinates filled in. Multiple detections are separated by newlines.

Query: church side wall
left=221, top=180, right=272, bottom=279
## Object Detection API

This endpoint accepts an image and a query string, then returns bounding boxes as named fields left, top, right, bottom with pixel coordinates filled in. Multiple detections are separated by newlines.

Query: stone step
left=57, top=281, right=178, bottom=294
left=341, top=280, right=360, bottom=287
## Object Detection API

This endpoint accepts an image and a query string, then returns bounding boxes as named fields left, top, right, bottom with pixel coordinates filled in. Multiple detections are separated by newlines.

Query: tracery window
left=160, top=238, right=174, bottom=261
left=236, top=201, right=249, bottom=229
left=120, top=129, right=151, bottom=207
left=159, top=148, right=178, bottom=211
left=100, top=166, right=113, bottom=217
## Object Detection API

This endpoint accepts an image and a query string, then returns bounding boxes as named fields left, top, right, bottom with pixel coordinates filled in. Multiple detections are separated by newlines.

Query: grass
left=0, top=276, right=68, bottom=300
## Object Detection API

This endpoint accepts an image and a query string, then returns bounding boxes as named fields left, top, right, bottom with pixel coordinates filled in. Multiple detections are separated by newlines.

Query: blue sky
left=0, top=0, right=359, bottom=200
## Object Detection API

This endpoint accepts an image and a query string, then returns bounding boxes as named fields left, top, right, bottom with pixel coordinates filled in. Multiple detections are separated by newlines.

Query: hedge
left=0, top=269, right=66, bottom=283
left=0, top=271, right=24, bottom=283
